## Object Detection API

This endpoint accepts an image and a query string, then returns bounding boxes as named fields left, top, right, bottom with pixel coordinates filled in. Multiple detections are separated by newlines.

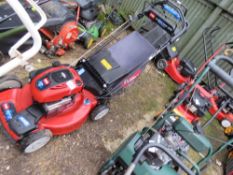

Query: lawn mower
left=0, top=0, right=107, bottom=57
left=172, top=44, right=233, bottom=126
left=0, top=0, right=79, bottom=57
left=0, top=0, right=46, bottom=76
left=60, top=0, right=109, bottom=49
left=99, top=55, right=233, bottom=175
left=0, top=0, right=188, bottom=153
left=154, top=26, right=220, bottom=84
left=163, top=26, right=233, bottom=126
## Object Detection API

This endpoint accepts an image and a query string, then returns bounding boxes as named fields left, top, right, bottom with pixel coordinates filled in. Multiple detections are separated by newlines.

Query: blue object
left=77, top=68, right=86, bottom=75
left=4, top=109, right=14, bottom=121
left=37, top=80, right=45, bottom=90
left=157, top=18, right=167, bottom=28
left=163, top=4, right=181, bottom=21
left=17, top=116, right=30, bottom=127
left=84, top=98, right=91, bottom=105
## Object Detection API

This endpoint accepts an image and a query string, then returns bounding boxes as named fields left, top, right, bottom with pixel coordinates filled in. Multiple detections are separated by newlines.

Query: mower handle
left=0, top=0, right=47, bottom=77
left=125, top=143, right=198, bottom=175
left=142, top=0, right=188, bottom=43
left=208, top=55, right=233, bottom=88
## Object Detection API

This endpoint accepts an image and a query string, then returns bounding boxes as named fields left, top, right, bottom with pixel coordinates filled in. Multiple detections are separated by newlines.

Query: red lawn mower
left=0, top=0, right=106, bottom=57
left=0, top=0, right=188, bottom=153
left=155, top=26, right=221, bottom=84
left=171, top=49, right=233, bottom=126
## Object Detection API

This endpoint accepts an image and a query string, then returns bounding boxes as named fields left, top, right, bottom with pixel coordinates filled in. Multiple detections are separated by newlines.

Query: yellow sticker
left=172, top=46, right=177, bottom=52
left=101, top=59, right=112, bottom=70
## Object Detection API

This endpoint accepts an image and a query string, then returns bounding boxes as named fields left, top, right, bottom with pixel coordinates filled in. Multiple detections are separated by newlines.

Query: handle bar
left=143, top=0, right=188, bottom=43
left=125, top=143, right=198, bottom=175
left=0, top=0, right=47, bottom=77
left=208, top=55, right=233, bottom=88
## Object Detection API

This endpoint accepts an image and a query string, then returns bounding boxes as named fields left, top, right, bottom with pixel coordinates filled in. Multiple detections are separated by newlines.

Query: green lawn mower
left=99, top=55, right=233, bottom=175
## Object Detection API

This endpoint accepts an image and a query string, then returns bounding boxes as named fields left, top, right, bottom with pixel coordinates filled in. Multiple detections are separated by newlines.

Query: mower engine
left=179, top=59, right=197, bottom=78
left=39, top=0, right=79, bottom=56
left=30, top=65, right=83, bottom=114
left=134, top=118, right=189, bottom=170
left=185, top=89, right=211, bottom=117
left=136, top=128, right=189, bottom=170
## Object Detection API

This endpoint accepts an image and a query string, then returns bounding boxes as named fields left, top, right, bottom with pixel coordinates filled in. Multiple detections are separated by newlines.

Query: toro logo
left=122, top=70, right=142, bottom=88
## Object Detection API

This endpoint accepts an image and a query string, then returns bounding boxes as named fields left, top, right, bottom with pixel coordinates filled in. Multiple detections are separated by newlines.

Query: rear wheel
left=21, top=129, right=52, bottom=154
left=0, top=75, right=22, bottom=91
left=155, top=58, right=167, bottom=71
left=91, top=105, right=110, bottom=121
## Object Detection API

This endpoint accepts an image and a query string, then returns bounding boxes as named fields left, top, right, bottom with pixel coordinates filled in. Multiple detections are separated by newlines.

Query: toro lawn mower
left=99, top=55, right=233, bottom=175
left=0, top=0, right=188, bottom=153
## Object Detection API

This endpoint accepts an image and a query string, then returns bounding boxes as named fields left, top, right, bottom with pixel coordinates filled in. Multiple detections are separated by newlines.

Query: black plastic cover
left=87, top=31, right=156, bottom=84
left=8, top=105, right=44, bottom=136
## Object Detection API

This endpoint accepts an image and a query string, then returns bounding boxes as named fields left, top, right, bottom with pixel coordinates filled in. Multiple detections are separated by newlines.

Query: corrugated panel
left=176, top=0, right=214, bottom=51
left=183, top=11, right=233, bottom=68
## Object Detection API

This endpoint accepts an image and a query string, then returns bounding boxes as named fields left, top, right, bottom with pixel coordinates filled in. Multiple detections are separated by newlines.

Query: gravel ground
left=0, top=38, right=224, bottom=175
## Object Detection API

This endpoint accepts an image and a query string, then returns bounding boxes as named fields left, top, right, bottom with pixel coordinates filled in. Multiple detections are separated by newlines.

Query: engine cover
left=31, top=66, right=83, bottom=103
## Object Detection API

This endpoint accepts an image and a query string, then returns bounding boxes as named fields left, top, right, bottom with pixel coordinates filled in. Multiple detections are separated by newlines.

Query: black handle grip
left=144, top=0, right=188, bottom=43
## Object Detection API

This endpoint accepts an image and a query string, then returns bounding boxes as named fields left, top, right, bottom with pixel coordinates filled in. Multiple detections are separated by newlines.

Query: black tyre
left=155, top=58, right=167, bottom=71
left=90, top=105, right=110, bottom=121
left=20, top=129, right=52, bottom=154
left=84, top=34, right=94, bottom=49
left=0, top=75, right=22, bottom=92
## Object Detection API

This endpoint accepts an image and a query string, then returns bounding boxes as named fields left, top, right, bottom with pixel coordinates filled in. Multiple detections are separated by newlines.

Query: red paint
left=0, top=66, right=97, bottom=142
left=148, top=11, right=156, bottom=21
left=165, top=57, right=191, bottom=84
left=40, top=21, right=79, bottom=56
left=31, top=66, right=83, bottom=103
left=2, top=103, right=10, bottom=110
left=122, top=69, right=142, bottom=88
left=209, top=96, right=233, bottom=122
left=175, top=85, right=213, bottom=122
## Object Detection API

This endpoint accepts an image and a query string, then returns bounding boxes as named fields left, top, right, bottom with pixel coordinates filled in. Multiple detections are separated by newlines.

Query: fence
left=106, top=0, right=233, bottom=68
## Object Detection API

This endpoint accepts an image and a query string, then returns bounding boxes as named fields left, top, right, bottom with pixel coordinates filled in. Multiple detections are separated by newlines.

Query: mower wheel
left=91, top=105, right=110, bottom=121
left=84, top=35, right=94, bottom=49
left=21, top=129, right=52, bottom=154
left=155, top=58, right=167, bottom=71
left=0, top=75, right=22, bottom=92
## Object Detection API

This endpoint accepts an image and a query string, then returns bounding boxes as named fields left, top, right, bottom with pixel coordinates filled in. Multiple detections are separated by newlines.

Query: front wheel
left=0, top=75, right=22, bottom=92
left=20, top=129, right=52, bottom=154
left=90, top=105, right=110, bottom=121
